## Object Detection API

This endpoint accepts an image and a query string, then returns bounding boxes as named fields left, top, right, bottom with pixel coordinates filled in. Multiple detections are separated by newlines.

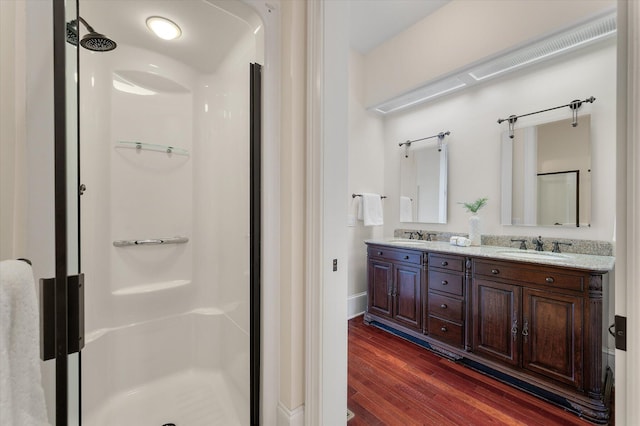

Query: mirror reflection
left=400, top=143, right=448, bottom=224
left=501, top=115, right=591, bottom=227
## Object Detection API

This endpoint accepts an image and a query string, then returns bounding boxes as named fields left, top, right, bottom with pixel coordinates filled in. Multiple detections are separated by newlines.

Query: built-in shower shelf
left=116, top=141, right=189, bottom=156
left=112, top=279, right=191, bottom=296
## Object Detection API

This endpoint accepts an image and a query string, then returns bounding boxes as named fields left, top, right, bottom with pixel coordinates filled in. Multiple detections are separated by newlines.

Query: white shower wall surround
left=79, top=13, right=259, bottom=424
left=82, top=309, right=247, bottom=425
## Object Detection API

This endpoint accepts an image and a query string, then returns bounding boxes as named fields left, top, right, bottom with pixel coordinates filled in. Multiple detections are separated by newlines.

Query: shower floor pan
left=83, top=369, right=243, bottom=426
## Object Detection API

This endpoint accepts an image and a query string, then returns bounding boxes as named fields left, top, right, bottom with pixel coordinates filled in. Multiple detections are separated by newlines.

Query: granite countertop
left=365, top=239, right=615, bottom=272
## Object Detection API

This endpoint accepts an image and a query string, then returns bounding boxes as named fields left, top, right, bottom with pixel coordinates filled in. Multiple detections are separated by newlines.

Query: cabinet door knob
left=545, top=277, right=554, bottom=284
left=491, top=269, right=500, bottom=274
left=440, top=304, right=447, bottom=309
left=378, top=251, right=383, bottom=255
left=404, top=255, right=409, bottom=260
left=441, top=261, right=448, bottom=266
left=441, top=280, right=448, bottom=285
left=440, top=326, right=447, bottom=332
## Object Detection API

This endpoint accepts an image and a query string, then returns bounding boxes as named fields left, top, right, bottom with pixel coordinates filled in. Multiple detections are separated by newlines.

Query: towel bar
left=113, top=236, right=189, bottom=247
left=352, top=193, right=387, bottom=199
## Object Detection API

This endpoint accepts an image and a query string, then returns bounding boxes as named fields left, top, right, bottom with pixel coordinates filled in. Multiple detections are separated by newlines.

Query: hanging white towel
left=400, top=196, right=413, bottom=222
left=1, top=260, right=50, bottom=426
left=361, top=193, right=384, bottom=226
left=355, top=196, right=363, bottom=221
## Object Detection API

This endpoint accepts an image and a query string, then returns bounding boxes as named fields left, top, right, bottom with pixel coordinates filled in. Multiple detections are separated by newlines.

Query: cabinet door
left=393, top=263, right=422, bottom=330
left=522, top=288, right=583, bottom=388
left=472, top=279, right=521, bottom=367
left=368, top=259, right=393, bottom=318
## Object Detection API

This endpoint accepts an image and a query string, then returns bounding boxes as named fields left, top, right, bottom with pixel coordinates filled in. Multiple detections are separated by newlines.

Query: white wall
left=346, top=50, right=385, bottom=317
left=382, top=41, right=617, bottom=243
left=278, top=0, right=306, bottom=417
left=0, top=0, right=27, bottom=261
left=363, top=0, right=615, bottom=108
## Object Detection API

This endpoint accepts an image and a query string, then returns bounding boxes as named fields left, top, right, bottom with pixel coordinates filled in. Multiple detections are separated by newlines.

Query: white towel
left=361, top=193, right=384, bottom=226
left=1, top=260, right=50, bottom=426
left=355, top=196, right=363, bottom=221
left=400, top=196, right=413, bottom=222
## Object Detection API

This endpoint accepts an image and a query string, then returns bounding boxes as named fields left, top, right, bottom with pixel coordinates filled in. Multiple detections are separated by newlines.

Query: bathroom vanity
left=364, top=240, right=614, bottom=424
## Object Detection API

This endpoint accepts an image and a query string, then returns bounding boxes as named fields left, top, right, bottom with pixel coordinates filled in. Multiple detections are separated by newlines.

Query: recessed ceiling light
left=146, top=16, right=182, bottom=41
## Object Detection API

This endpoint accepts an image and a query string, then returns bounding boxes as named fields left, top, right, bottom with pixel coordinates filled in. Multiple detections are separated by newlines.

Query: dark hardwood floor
left=348, top=315, right=611, bottom=425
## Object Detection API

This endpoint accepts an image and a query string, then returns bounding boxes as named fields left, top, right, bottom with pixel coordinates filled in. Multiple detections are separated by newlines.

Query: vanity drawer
left=428, top=316, right=464, bottom=347
left=473, top=260, right=584, bottom=292
left=428, top=270, right=463, bottom=296
left=428, top=293, right=463, bottom=323
left=429, top=253, right=464, bottom=272
left=368, top=245, right=423, bottom=265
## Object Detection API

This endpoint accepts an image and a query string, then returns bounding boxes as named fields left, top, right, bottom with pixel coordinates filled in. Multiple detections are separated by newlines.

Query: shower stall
left=67, top=0, right=262, bottom=424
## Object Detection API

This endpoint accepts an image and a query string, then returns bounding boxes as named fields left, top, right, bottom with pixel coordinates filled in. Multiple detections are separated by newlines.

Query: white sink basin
left=386, top=239, right=427, bottom=246
left=497, top=250, right=571, bottom=261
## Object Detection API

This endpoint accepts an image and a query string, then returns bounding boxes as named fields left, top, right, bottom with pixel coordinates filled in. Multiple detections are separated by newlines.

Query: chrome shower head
left=65, top=17, right=117, bottom=52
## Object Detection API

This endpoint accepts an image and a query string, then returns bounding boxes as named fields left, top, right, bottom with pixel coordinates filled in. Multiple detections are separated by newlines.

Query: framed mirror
left=501, top=115, right=591, bottom=227
left=400, top=143, right=448, bottom=224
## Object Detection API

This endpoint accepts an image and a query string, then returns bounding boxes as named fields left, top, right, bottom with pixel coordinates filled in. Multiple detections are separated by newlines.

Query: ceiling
left=349, top=0, right=450, bottom=54
left=81, top=0, right=258, bottom=74
left=82, top=0, right=448, bottom=74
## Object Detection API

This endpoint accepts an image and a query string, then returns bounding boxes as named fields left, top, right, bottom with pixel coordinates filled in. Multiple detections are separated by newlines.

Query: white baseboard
left=347, top=291, right=367, bottom=319
left=277, top=402, right=304, bottom=426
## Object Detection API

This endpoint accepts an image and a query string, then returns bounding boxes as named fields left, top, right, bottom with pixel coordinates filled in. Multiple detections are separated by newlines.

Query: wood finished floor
left=348, top=315, right=610, bottom=426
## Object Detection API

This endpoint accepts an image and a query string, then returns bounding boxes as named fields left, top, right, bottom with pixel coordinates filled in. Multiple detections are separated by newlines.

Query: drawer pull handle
left=404, top=255, right=409, bottom=260
left=441, top=280, right=448, bottom=286
left=441, top=261, right=448, bottom=266
left=440, top=326, right=447, bottom=332
left=545, top=277, right=555, bottom=284
left=491, top=269, right=499, bottom=274
left=440, top=304, right=447, bottom=309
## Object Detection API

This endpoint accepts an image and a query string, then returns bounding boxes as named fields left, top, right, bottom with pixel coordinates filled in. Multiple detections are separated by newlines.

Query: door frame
left=52, top=0, right=75, bottom=423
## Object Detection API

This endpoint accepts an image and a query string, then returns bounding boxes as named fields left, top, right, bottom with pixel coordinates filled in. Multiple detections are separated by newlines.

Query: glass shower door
left=76, top=1, right=262, bottom=424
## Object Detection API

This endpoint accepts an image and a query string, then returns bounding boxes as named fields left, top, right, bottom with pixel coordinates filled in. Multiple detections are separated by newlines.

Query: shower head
left=80, top=32, right=117, bottom=52
left=66, top=21, right=79, bottom=46
left=65, top=17, right=117, bottom=52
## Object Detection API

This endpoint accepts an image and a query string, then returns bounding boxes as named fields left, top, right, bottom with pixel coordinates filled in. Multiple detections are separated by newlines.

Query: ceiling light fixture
left=146, top=16, right=182, bottom=41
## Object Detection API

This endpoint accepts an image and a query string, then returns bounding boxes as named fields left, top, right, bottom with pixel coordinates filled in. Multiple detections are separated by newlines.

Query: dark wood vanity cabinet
left=364, top=242, right=610, bottom=423
left=365, top=245, right=424, bottom=332
left=472, top=277, right=584, bottom=388
left=472, top=259, right=589, bottom=390
left=427, top=253, right=467, bottom=348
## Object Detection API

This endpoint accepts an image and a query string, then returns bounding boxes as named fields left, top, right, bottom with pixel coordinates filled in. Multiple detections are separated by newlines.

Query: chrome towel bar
left=113, top=236, right=189, bottom=247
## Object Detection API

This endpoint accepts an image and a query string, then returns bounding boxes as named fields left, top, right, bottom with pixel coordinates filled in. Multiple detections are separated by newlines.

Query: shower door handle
left=40, top=274, right=85, bottom=361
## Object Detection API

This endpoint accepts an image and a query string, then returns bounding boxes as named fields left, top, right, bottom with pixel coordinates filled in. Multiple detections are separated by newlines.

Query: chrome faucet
left=532, top=236, right=544, bottom=251
left=425, top=232, right=436, bottom=241
left=511, top=239, right=527, bottom=250
left=415, top=231, right=425, bottom=240
left=552, top=241, right=572, bottom=253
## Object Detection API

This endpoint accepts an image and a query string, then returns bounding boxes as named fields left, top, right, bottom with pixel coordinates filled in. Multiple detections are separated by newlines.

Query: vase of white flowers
left=460, top=197, right=488, bottom=246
